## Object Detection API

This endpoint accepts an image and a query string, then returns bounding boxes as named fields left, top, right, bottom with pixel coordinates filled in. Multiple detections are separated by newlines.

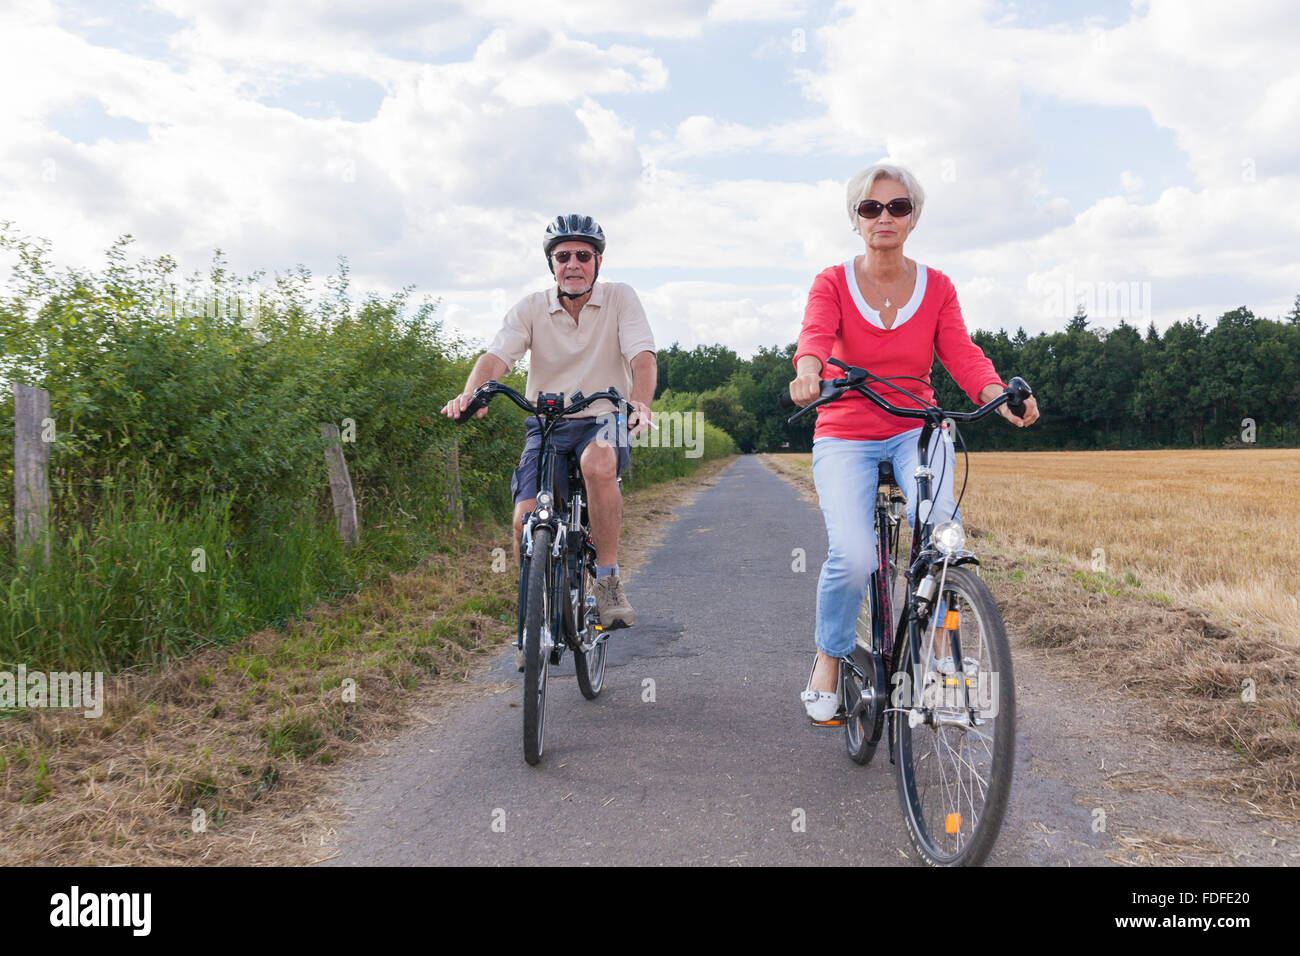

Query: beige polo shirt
left=486, top=281, right=656, bottom=418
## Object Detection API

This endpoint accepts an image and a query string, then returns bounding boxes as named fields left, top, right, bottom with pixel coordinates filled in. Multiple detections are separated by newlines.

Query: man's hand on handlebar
left=626, top=399, right=653, bottom=438
left=440, top=390, right=488, bottom=421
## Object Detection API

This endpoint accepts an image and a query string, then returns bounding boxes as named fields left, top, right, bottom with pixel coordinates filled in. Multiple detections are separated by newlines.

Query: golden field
left=783, top=448, right=1300, bottom=643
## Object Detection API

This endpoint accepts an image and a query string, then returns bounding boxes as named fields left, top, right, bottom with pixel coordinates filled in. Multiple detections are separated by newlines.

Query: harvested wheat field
left=765, top=447, right=1300, bottom=823
left=959, top=449, right=1300, bottom=644
left=782, top=448, right=1299, bottom=643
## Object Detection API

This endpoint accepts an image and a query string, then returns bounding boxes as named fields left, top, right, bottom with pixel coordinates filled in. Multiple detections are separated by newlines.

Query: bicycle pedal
left=811, top=708, right=849, bottom=727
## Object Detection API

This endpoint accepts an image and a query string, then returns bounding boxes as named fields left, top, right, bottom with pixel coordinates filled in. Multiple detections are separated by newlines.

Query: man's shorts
left=510, top=413, right=631, bottom=505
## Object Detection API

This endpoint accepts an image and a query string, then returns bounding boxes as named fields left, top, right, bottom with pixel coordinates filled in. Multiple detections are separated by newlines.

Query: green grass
left=1071, top=568, right=1142, bottom=596
left=0, top=420, right=735, bottom=676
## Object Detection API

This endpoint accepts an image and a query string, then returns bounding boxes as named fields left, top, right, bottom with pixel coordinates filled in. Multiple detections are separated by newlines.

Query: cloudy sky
left=2, top=0, right=1298, bottom=358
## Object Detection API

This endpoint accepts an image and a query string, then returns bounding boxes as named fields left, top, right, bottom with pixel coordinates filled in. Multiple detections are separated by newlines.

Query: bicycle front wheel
left=894, top=565, right=1015, bottom=866
left=574, top=563, right=607, bottom=700
left=523, top=528, right=553, bottom=765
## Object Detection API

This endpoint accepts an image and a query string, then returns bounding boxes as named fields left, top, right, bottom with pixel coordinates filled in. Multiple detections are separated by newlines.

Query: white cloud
left=2, top=0, right=1298, bottom=365
left=707, top=0, right=809, bottom=22
left=640, top=280, right=809, bottom=354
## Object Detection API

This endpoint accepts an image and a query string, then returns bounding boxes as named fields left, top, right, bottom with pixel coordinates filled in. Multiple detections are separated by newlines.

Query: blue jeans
left=811, top=427, right=961, bottom=658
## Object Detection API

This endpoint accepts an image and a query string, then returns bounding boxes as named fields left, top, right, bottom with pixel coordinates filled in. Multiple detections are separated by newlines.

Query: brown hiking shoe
left=593, top=574, right=634, bottom=629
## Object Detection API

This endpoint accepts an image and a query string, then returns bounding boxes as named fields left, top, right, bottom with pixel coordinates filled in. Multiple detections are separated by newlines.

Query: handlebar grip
left=1005, top=376, right=1032, bottom=418
left=780, top=379, right=842, bottom=412
left=455, top=394, right=488, bottom=423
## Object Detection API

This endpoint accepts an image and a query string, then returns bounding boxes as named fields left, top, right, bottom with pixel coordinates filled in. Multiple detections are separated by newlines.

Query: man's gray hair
left=846, top=163, right=925, bottom=235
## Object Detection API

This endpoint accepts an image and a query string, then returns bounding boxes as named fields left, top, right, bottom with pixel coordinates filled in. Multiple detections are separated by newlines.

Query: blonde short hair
left=846, top=163, right=925, bottom=235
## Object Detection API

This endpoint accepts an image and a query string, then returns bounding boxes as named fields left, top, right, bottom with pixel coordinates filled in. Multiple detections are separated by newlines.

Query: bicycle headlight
left=537, top=492, right=552, bottom=508
left=932, top=520, right=966, bottom=556
left=535, top=508, right=550, bottom=522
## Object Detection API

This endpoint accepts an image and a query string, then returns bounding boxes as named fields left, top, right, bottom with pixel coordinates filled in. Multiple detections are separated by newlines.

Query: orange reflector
left=944, top=611, right=960, bottom=630
left=946, top=813, right=962, bottom=834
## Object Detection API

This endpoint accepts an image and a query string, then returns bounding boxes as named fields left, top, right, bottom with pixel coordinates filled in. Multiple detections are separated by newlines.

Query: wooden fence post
left=445, top=437, right=463, bottom=526
left=320, top=423, right=359, bottom=548
left=14, top=383, right=52, bottom=566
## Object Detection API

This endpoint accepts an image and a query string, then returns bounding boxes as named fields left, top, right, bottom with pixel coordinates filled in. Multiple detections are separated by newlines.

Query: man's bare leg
left=512, top=498, right=536, bottom=566
left=579, top=441, right=620, bottom=566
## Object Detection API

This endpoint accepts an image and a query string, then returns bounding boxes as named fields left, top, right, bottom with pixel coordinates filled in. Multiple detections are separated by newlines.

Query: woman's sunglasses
left=552, top=250, right=596, bottom=263
left=856, top=198, right=914, bottom=219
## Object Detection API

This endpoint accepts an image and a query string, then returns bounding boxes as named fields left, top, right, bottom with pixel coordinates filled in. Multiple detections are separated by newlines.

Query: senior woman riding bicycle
left=790, top=163, right=1040, bottom=723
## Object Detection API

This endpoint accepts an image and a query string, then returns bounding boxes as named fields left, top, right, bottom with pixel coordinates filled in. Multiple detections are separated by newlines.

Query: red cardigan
left=794, top=261, right=1004, bottom=441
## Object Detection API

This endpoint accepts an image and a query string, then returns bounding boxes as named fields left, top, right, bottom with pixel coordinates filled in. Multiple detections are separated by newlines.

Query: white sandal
left=801, top=655, right=841, bottom=723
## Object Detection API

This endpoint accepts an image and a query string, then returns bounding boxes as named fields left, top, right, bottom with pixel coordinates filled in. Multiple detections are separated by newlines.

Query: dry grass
left=761, top=449, right=1300, bottom=824
left=0, top=456, right=737, bottom=866
left=0, top=538, right=517, bottom=865
left=954, top=449, right=1299, bottom=642
left=779, top=448, right=1300, bottom=641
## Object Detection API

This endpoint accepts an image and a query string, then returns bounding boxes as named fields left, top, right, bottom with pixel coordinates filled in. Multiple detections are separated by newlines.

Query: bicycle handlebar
left=778, top=357, right=1033, bottom=425
left=455, top=380, right=629, bottom=424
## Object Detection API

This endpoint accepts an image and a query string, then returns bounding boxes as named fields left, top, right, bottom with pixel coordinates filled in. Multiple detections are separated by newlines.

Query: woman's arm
left=933, top=278, right=1039, bottom=426
left=793, top=270, right=842, bottom=372
left=933, top=280, right=1003, bottom=404
left=791, top=270, right=841, bottom=406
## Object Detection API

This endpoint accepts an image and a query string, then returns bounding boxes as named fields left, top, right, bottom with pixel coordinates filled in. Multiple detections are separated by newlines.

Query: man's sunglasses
left=856, top=198, right=914, bottom=219
left=552, top=250, right=597, bottom=263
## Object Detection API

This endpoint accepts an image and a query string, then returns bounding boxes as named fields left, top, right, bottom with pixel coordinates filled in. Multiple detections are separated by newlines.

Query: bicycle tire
left=844, top=596, right=886, bottom=765
left=574, top=563, right=606, bottom=699
left=523, top=527, right=553, bottom=765
left=894, top=565, right=1015, bottom=866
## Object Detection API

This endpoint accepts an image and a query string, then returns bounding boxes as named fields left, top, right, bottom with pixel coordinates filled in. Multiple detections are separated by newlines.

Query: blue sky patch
left=47, top=97, right=150, bottom=145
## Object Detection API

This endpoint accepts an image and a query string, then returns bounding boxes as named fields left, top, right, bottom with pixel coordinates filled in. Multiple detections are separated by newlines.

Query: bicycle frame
left=787, top=361, right=1031, bottom=739
left=784, top=361, right=1030, bottom=863
left=462, top=383, right=623, bottom=654
left=891, top=418, right=980, bottom=723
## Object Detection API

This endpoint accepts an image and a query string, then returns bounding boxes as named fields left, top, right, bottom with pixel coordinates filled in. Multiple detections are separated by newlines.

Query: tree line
left=655, top=299, right=1300, bottom=451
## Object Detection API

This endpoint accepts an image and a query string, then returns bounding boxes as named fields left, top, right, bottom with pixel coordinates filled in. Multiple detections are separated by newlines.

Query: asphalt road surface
left=324, top=455, right=1109, bottom=865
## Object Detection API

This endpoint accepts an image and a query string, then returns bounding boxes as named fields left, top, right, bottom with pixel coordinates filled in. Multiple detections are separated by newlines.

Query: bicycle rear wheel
left=523, top=528, right=553, bottom=765
left=844, top=595, right=886, bottom=765
left=574, top=563, right=606, bottom=699
left=894, top=565, right=1015, bottom=866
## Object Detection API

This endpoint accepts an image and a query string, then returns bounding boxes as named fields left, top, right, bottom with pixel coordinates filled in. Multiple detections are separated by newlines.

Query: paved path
left=324, top=455, right=1106, bottom=865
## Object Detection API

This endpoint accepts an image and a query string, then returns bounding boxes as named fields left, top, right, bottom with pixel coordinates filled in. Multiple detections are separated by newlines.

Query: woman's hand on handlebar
left=441, top=390, right=488, bottom=421
left=788, top=355, right=825, bottom=407
left=979, top=383, right=1039, bottom=427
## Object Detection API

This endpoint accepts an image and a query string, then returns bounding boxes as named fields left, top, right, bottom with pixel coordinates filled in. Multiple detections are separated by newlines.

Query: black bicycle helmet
left=543, top=214, right=606, bottom=273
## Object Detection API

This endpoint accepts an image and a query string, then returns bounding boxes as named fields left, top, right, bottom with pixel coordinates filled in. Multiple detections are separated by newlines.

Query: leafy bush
left=0, top=226, right=736, bottom=670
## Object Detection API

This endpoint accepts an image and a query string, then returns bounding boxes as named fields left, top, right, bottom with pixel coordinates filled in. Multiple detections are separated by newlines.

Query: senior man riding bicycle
left=440, top=214, right=657, bottom=630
